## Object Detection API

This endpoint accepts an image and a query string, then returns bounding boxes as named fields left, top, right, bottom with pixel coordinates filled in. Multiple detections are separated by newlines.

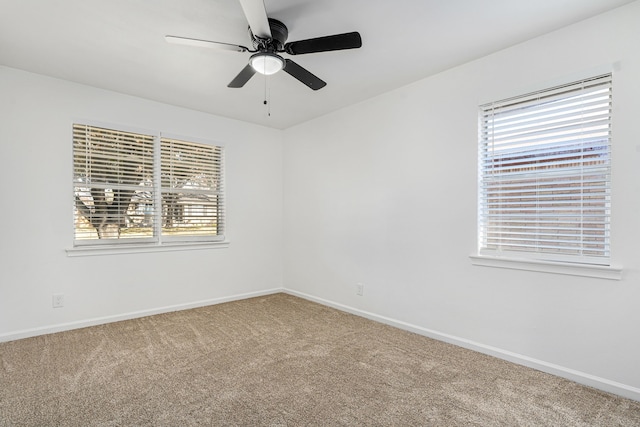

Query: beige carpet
left=1, top=293, right=639, bottom=426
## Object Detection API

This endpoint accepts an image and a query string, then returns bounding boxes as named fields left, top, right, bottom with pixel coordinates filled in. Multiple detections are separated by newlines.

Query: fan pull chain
left=263, top=73, right=271, bottom=117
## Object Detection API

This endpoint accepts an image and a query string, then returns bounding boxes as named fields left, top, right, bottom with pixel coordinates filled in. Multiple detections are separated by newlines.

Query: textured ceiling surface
left=0, top=0, right=633, bottom=129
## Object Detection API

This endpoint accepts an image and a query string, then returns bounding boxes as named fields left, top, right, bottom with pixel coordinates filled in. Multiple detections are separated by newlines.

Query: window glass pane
left=73, top=124, right=156, bottom=242
left=160, top=137, right=224, bottom=239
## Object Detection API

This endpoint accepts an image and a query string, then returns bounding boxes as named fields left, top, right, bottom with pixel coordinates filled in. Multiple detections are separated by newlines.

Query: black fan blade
left=238, top=0, right=272, bottom=39
left=284, top=32, right=362, bottom=55
left=283, top=59, right=326, bottom=90
left=165, top=35, right=249, bottom=52
left=228, top=64, right=257, bottom=88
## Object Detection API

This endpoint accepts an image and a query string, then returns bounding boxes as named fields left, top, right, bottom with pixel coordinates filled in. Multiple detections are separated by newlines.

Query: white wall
left=283, top=2, right=640, bottom=399
left=0, top=66, right=283, bottom=339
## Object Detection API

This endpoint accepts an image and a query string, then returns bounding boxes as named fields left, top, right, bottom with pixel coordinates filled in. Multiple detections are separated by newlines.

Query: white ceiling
left=0, top=0, right=633, bottom=129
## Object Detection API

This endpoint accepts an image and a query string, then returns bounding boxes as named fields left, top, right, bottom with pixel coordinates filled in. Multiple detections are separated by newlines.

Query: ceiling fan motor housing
left=250, top=18, right=288, bottom=51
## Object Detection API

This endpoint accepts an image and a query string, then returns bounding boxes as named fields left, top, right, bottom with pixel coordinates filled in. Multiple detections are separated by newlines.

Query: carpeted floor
left=1, top=293, right=639, bottom=426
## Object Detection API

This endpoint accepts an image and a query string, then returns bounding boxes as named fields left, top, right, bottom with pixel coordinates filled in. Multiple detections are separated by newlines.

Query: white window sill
left=469, top=255, right=622, bottom=280
left=66, top=241, right=230, bottom=257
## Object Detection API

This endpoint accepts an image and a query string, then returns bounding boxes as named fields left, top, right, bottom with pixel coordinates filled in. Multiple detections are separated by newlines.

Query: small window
left=478, top=74, right=612, bottom=265
left=73, top=124, right=225, bottom=247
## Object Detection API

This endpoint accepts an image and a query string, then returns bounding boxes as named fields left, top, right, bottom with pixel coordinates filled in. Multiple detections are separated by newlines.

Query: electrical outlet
left=52, top=294, right=64, bottom=308
left=356, top=283, right=364, bottom=296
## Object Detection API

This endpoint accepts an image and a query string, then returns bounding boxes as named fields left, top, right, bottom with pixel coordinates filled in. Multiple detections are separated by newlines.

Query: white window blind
left=73, top=124, right=156, bottom=243
left=161, top=137, right=225, bottom=241
left=73, top=124, right=225, bottom=246
left=478, top=74, right=612, bottom=265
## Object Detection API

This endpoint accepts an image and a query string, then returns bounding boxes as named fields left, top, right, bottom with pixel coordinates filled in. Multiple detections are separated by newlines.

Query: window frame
left=473, top=74, right=622, bottom=279
left=68, top=121, right=228, bottom=256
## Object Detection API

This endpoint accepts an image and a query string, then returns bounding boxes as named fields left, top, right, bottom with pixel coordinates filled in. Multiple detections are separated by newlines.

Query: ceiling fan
left=166, top=0, right=362, bottom=90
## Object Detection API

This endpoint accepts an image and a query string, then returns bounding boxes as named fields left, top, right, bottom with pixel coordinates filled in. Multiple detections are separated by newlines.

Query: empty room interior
left=2, top=0, right=640, bottom=424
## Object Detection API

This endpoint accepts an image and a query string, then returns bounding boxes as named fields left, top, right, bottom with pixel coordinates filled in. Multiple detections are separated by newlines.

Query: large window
left=478, top=74, right=611, bottom=265
left=73, top=124, right=224, bottom=246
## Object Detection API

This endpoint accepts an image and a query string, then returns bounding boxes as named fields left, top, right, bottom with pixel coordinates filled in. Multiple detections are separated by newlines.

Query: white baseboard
left=0, top=288, right=284, bottom=343
left=284, top=289, right=640, bottom=402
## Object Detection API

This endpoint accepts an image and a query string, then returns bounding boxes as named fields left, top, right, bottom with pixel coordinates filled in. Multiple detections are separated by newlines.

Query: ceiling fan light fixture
left=249, top=52, right=284, bottom=75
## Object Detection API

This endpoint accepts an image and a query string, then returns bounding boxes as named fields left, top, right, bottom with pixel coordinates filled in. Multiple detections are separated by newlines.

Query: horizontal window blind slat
left=484, top=129, right=610, bottom=152
left=481, top=138, right=610, bottom=157
left=482, top=182, right=609, bottom=191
